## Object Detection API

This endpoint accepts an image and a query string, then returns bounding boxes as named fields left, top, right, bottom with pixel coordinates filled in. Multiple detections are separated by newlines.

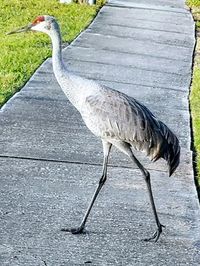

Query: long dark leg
left=61, top=140, right=112, bottom=234
left=111, top=141, right=164, bottom=242
left=129, top=154, right=164, bottom=242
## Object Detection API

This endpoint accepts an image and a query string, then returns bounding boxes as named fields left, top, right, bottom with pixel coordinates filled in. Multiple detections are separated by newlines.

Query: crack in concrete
left=0, top=154, right=169, bottom=174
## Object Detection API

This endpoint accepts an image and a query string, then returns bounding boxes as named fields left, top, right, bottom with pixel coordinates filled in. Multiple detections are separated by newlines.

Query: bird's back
left=81, top=86, right=180, bottom=176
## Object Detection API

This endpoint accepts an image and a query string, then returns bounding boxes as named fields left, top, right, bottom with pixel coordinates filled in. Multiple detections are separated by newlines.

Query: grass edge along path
left=186, top=0, right=200, bottom=197
left=0, top=0, right=105, bottom=107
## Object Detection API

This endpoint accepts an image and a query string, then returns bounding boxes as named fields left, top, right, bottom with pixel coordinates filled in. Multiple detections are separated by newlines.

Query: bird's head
left=7, top=15, right=58, bottom=36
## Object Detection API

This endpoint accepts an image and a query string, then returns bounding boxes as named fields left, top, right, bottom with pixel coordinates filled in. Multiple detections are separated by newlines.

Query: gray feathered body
left=50, top=18, right=180, bottom=177
left=80, top=86, right=180, bottom=176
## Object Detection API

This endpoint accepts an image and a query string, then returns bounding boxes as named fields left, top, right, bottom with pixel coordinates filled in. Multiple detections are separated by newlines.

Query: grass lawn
left=0, top=0, right=104, bottom=107
left=186, top=0, right=200, bottom=191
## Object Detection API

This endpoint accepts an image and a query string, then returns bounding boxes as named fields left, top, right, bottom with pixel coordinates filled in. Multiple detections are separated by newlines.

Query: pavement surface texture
left=0, top=0, right=200, bottom=265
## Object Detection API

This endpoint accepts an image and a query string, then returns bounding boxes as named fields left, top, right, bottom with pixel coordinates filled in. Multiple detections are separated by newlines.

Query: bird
left=8, top=15, right=180, bottom=242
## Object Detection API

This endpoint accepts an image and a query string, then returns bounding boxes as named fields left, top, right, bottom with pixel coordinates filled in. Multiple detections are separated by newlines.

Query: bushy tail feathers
left=153, top=121, right=180, bottom=176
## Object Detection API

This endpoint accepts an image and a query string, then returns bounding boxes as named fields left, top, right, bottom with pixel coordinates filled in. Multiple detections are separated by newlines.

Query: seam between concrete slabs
left=39, top=59, right=191, bottom=79
left=22, top=67, right=189, bottom=93
left=0, top=154, right=170, bottom=174
left=86, top=30, right=194, bottom=49
left=101, top=23, right=193, bottom=35
left=21, top=80, right=190, bottom=94
left=27, top=72, right=190, bottom=93
left=71, top=44, right=192, bottom=63
left=106, top=3, right=188, bottom=14
left=65, top=58, right=190, bottom=76
left=15, top=95, right=188, bottom=111
left=98, top=13, right=192, bottom=27
left=72, top=76, right=189, bottom=92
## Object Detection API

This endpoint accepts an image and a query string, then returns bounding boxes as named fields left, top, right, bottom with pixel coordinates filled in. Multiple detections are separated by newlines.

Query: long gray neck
left=49, top=23, right=81, bottom=109
left=50, top=24, right=65, bottom=74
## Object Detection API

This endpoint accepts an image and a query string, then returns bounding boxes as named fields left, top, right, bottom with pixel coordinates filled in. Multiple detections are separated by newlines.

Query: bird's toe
left=142, top=224, right=165, bottom=242
left=61, top=226, right=86, bottom=234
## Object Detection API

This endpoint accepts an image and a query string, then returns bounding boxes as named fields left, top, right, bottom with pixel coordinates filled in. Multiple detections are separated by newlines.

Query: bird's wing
left=81, top=87, right=163, bottom=156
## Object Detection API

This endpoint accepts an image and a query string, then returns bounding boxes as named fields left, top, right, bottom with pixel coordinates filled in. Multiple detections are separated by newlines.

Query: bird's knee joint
left=99, top=175, right=106, bottom=185
left=143, top=170, right=150, bottom=182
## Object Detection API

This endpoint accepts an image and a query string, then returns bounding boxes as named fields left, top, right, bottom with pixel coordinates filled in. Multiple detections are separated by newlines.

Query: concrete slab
left=72, top=33, right=193, bottom=62
left=67, top=59, right=191, bottom=91
left=10, top=75, right=189, bottom=111
left=0, top=158, right=200, bottom=265
left=0, top=87, right=192, bottom=175
left=87, top=23, right=194, bottom=48
left=13, top=57, right=191, bottom=91
left=64, top=46, right=191, bottom=75
left=101, top=5, right=193, bottom=25
left=97, top=9, right=192, bottom=34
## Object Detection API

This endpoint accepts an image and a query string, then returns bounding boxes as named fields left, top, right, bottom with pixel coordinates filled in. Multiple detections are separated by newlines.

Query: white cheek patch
left=31, top=23, right=43, bottom=31
left=31, top=21, right=50, bottom=33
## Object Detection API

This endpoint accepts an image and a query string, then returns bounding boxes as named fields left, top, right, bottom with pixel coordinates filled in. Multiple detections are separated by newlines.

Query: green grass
left=190, top=40, right=200, bottom=187
left=186, top=1, right=200, bottom=187
left=186, top=0, right=200, bottom=7
left=0, top=0, right=104, bottom=107
left=186, top=1, right=200, bottom=28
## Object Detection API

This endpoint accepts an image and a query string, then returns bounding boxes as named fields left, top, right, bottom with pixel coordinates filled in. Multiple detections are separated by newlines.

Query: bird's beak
left=6, top=23, right=33, bottom=35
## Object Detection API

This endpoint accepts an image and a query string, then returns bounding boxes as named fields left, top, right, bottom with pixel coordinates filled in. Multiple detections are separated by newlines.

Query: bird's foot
left=61, top=226, right=86, bottom=235
left=143, top=224, right=165, bottom=242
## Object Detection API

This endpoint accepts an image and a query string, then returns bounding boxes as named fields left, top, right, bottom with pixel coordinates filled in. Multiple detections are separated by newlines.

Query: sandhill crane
left=8, top=15, right=180, bottom=242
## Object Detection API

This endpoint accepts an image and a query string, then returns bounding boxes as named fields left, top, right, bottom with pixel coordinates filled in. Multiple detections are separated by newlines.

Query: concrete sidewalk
left=0, top=0, right=200, bottom=265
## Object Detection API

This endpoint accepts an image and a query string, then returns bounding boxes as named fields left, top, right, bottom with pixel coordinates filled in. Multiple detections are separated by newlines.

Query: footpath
left=0, top=0, right=200, bottom=265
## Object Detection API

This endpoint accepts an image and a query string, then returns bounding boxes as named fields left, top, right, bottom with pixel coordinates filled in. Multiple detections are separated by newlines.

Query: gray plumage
left=82, top=86, right=180, bottom=176
left=8, top=15, right=180, bottom=242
